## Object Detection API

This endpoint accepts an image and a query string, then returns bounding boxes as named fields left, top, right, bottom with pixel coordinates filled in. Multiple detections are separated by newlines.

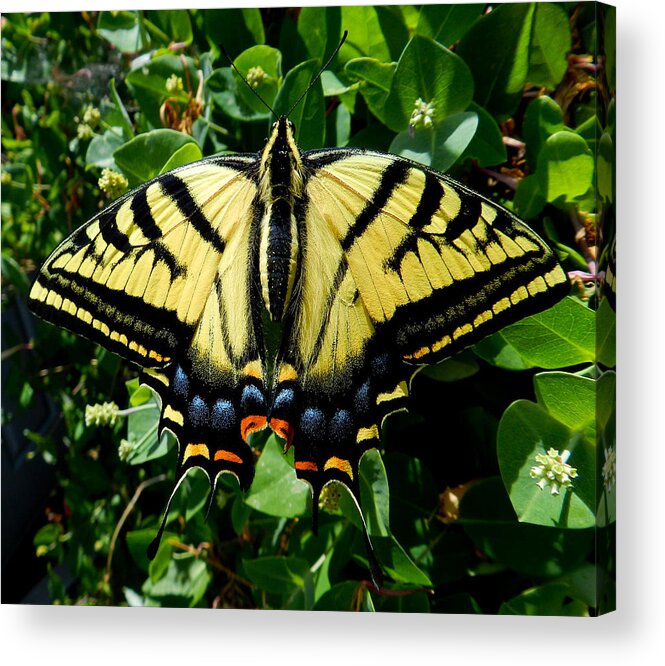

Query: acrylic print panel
left=1, top=2, right=615, bottom=614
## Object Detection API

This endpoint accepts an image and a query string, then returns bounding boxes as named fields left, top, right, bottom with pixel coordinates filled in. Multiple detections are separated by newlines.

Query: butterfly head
left=260, top=116, right=302, bottom=180
left=272, top=116, right=295, bottom=134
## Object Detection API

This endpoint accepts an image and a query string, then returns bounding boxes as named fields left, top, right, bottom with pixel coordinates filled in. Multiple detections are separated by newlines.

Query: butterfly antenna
left=286, top=30, right=348, bottom=118
left=220, top=43, right=278, bottom=120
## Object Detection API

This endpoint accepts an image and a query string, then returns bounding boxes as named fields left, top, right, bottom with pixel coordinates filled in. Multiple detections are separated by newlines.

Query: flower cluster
left=529, top=448, right=578, bottom=495
left=246, top=65, right=266, bottom=90
left=76, top=104, right=101, bottom=140
left=409, top=97, right=435, bottom=129
left=118, top=437, right=137, bottom=462
left=85, top=401, right=119, bottom=427
left=602, top=446, right=616, bottom=491
left=98, top=168, right=129, bottom=199
left=166, top=74, right=184, bottom=94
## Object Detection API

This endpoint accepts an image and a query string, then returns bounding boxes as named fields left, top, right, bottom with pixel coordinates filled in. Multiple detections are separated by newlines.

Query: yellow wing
left=29, top=156, right=270, bottom=521
left=269, top=148, right=568, bottom=502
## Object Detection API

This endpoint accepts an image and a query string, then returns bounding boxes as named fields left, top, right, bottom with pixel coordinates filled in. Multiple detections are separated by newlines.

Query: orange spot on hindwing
left=295, top=461, right=319, bottom=473
left=240, top=415, right=267, bottom=442
left=214, top=449, right=244, bottom=464
left=269, top=417, right=294, bottom=448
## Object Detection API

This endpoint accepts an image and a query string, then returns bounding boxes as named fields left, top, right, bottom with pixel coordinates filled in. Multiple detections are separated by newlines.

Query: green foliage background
left=1, top=3, right=615, bottom=613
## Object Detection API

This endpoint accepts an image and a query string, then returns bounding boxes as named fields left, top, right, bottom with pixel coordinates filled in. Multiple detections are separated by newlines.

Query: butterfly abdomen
left=258, top=200, right=300, bottom=321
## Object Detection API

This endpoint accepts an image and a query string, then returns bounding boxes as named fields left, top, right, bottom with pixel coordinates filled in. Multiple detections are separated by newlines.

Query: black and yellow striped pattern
left=29, top=116, right=568, bottom=562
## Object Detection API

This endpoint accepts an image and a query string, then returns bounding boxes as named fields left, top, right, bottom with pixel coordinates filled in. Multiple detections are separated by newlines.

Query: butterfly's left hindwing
left=29, top=155, right=270, bottom=505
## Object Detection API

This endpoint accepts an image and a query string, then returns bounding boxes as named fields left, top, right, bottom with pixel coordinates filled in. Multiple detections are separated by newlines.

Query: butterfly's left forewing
left=29, top=156, right=270, bottom=530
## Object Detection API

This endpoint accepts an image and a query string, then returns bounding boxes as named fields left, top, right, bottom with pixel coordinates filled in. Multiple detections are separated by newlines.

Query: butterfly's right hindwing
left=269, top=148, right=569, bottom=512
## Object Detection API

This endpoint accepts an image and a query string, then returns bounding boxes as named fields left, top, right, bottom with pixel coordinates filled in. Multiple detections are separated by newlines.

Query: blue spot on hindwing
left=300, top=407, right=325, bottom=440
left=354, top=381, right=372, bottom=415
left=188, top=395, right=209, bottom=428
left=240, top=383, right=266, bottom=411
left=273, top=388, right=295, bottom=411
left=370, top=353, right=390, bottom=378
left=330, top=409, right=353, bottom=441
left=212, top=399, right=236, bottom=431
left=173, top=365, right=189, bottom=397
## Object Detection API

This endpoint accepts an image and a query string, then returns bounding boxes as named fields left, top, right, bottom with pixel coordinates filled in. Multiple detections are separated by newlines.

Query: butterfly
left=28, top=51, right=568, bottom=588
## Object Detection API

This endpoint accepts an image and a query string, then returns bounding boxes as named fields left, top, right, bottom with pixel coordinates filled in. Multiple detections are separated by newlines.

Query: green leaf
left=233, top=45, right=282, bottom=114
left=273, top=59, right=325, bottom=150
left=389, top=111, right=478, bottom=172
left=340, top=6, right=392, bottom=61
left=1, top=253, right=30, bottom=293
left=458, top=102, right=507, bottom=167
left=389, top=112, right=476, bottom=171
left=527, top=3, right=572, bottom=88
left=497, top=396, right=596, bottom=529
left=245, top=435, right=310, bottom=518
left=422, top=352, right=480, bottom=382
left=575, top=113, right=602, bottom=156
left=33, top=523, right=61, bottom=548
left=141, top=556, right=210, bottom=607
left=207, top=68, right=268, bottom=123
left=513, top=174, right=546, bottom=219
left=499, top=582, right=588, bottom=616
left=522, top=95, right=566, bottom=170
left=313, top=581, right=362, bottom=611
left=230, top=495, right=252, bottom=535
left=383, top=35, right=474, bottom=132
left=97, top=10, right=148, bottom=53
left=124, top=383, right=170, bottom=465
left=383, top=452, right=439, bottom=553
left=85, top=130, right=124, bottom=170
left=113, top=129, right=199, bottom=186
left=374, top=6, right=410, bottom=61
left=500, top=297, right=596, bottom=368
left=415, top=4, right=484, bottom=45
left=344, top=58, right=396, bottom=125
left=297, top=5, right=342, bottom=63
left=460, top=478, right=593, bottom=576
left=243, top=556, right=310, bottom=595
left=557, top=563, right=601, bottom=607
left=329, top=103, right=351, bottom=147
left=369, top=535, right=432, bottom=587
left=597, top=297, right=616, bottom=368
left=456, top=3, right=535, bottom=120
left=126, top=528, right=158, bottom=572
left=596, top=371, right=616, bottom=528
left=149, top=9, right=193, bottom=46
left=597, top=130, right=614, bottom=204
left=604, top=7, right=616, bottom=93
left=321, top=70, right=357, bottom=98
left=108, top=78, right=135, bottom=139
left=534, top=372, right=597, bottom=431
left=179, top=470, right=211, bottom=523
left=159, top=142, right=203, bottom=173
left=358, top=449, right=390, bottom=537
left=473, top=331, right=535, bottom=370
left=536, top=131, right=595, bottom=205
left=201, top=8, right=264, bottom=59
